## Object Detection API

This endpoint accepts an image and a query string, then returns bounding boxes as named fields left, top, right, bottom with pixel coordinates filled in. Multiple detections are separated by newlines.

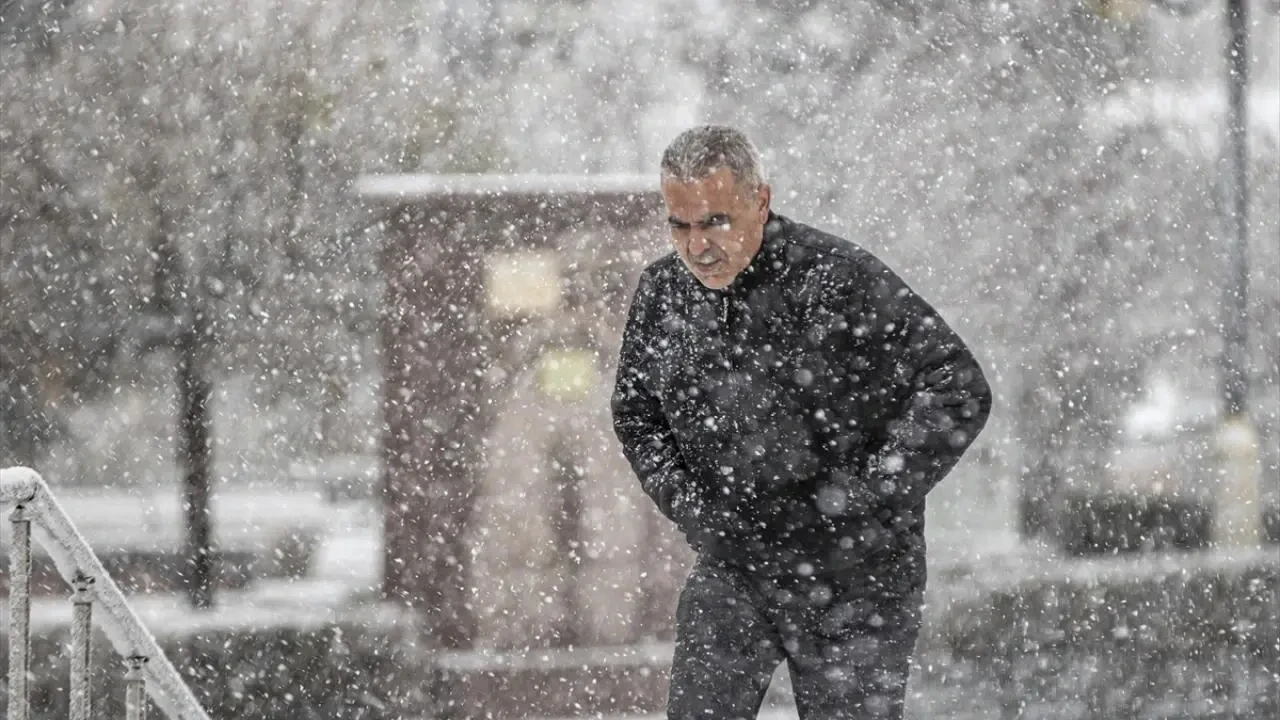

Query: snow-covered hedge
left=942, top=548, right=1280, bottom=719
left=0, top=603, right=429, bottom=720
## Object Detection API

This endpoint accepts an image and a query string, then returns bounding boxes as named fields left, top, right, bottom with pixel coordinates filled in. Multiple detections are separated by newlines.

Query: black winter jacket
left=612, top=213, right=992, bottom=589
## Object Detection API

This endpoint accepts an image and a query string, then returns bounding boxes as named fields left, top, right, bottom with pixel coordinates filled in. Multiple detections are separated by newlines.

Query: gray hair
left=660, top=125, right=765, bottom=191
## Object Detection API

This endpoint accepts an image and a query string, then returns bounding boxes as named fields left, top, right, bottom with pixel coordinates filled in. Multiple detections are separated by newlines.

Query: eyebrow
left=667, top=213, right=732, bottom=228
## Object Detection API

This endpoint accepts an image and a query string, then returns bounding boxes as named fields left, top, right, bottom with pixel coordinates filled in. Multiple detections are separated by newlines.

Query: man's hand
left=662, top=482, right=723, bottom=552
left=667, top=485, right=700, bottom=529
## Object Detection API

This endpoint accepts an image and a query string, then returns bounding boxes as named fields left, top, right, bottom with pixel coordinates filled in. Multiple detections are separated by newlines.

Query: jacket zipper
left=720, top=293, right=732, bottom=362
left=721, top=293, right=740, bottom=438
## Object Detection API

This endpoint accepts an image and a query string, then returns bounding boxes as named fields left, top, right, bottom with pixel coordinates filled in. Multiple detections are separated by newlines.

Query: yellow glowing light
left=537, top=349, right=597, bottom=402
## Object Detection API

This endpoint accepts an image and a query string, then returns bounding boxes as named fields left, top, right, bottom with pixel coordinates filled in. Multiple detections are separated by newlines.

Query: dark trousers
left=668, top=555, right=921, bottom=720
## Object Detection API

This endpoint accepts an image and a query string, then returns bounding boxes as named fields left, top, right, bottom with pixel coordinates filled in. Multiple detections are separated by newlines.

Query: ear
left=757, top=183, right=772, bottom=221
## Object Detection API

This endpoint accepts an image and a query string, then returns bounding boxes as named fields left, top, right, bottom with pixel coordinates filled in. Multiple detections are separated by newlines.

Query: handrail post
left=70, top=573, right=96, bottom=720
left=125, top=656, right=150, bottom=720
left=8, top=504, right=32, bottom=720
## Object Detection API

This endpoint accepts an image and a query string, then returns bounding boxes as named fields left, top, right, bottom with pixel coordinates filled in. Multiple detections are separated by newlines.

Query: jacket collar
left=720, top=210, right=786, bottom=296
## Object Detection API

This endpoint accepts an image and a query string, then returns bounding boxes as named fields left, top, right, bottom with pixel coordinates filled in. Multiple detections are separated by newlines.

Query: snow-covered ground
left=0, top=486, right=337, bottom=553
left=0, top=497, right=383, bottom=635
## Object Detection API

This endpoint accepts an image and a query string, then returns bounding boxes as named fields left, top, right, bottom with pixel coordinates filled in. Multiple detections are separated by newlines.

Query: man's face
left=661, top=167, right=771, bottom=290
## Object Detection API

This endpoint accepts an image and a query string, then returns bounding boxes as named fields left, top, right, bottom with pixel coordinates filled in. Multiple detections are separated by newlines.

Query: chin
left=695, top=273, right=733, bottom=290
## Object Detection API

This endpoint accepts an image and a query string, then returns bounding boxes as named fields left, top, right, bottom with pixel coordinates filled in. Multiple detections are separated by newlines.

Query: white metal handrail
left=2, top=466, right=212, bottom=720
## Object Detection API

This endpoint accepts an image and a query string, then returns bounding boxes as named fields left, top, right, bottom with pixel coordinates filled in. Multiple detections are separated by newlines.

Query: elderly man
left=611, top=125, right=992, bottom=719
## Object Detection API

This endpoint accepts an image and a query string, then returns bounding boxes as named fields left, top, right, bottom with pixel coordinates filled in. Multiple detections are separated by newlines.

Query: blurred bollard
left=1087, top=0, right=1142, bottom=23
left=1212, top=415, right=1262, bottom=548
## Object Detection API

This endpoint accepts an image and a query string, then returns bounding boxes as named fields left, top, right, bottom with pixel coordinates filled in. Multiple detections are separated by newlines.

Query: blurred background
left=1, top=1, right=1278, bottom=719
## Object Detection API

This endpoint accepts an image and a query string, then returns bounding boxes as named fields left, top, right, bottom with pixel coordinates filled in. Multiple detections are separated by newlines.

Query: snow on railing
left=2, top=466, right=212, bottom=720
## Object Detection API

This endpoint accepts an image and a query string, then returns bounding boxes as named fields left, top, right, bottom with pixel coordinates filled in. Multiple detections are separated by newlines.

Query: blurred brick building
left=358, top=173, right=689, bottom=657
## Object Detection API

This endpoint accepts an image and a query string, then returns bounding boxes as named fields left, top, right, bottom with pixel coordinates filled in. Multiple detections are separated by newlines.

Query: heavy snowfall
left=1, top=1, right=1278, bottom=719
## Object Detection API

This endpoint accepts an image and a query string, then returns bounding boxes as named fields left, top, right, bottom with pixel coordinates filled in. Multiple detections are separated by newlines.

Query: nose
left=687, top=233, right=712, bottom=255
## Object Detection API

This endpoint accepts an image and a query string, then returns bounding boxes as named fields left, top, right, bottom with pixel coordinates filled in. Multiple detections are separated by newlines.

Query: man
left=611, top=126, right=992, bottom=720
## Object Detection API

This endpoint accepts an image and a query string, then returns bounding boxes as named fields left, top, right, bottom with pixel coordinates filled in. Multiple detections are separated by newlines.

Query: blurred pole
left=177, top=305, right=215, bottom=607
left=1213, top=0, right=1262, bottom=548
left=153, top=232, right=216, bottom=607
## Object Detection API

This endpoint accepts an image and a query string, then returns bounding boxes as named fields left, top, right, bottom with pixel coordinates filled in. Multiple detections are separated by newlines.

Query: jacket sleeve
left=611, top=270, right=692, bottom=527
left=835, top=253, right=993, bottom=517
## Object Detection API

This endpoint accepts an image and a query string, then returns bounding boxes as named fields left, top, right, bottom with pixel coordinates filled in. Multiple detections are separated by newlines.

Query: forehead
left=661, top=168, right=742, bottom=216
